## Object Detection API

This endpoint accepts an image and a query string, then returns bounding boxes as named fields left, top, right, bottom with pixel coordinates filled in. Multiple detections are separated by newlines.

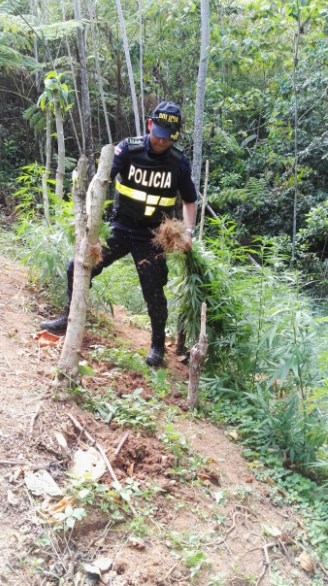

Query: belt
left=112, top=211, right=161, bottom=229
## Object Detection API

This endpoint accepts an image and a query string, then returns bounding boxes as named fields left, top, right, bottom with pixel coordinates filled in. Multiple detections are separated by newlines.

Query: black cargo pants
left=67, top=226, right=168, bottom=349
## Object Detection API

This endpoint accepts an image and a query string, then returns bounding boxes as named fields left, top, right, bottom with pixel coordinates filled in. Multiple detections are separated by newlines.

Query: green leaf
left=78, top=362, right=95, bottom=376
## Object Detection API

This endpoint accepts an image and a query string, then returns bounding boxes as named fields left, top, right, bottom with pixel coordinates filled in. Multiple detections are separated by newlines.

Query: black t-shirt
left=111, top=135, right=197, bottom=204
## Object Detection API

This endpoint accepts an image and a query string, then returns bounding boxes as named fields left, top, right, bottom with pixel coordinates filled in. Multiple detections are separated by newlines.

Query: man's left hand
left=181, top=231, right=193, bottom=252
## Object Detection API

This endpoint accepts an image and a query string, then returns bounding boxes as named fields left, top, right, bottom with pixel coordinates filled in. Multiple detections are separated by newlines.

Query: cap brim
left=152, top=123, right=179, bottom=142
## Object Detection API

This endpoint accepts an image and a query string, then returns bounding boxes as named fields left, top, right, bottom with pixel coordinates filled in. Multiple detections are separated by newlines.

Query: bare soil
left=0, top=254, right=325, bottom=586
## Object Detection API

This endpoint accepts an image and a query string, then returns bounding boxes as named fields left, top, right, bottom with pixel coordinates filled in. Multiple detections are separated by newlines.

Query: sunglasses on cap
left=151, top=117, right=180, bottom=131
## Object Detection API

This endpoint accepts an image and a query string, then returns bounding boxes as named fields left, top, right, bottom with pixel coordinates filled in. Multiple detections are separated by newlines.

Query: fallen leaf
left=33, top=330, right=62, bottom=347
left=54, top=431, right=68, bottom=451
left=48, top=495, right=75, bottom=514
left=265, top=477, right=276, bottom=487
left=228, top=430, right=239, bottom=441
left=127, top=462, right=135, bottom=477
left=263, top=524, right=282, bottom=538
left=198, top=468, right=220, bottom=485
left=296, top=551, right=315, bottom=573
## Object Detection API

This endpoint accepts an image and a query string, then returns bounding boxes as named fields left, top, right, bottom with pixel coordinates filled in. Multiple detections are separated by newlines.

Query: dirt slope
left=0, top=254, right=325, bottom=586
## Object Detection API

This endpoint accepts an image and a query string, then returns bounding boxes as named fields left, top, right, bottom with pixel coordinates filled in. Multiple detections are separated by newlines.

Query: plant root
left=256, top=541, right=276, bottom=586
left=152, top=218, right=190, bottom=252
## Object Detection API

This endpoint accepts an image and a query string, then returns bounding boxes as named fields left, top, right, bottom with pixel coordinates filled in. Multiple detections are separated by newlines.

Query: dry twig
left=28, top=401, right=43, bottom=438
left=0, top=459, right=26, bottom=466
left=208, top=510, right=249, bottom=547
left=163, top=562, right=179, bottom=580
left=114, top=432, right=130, bottom=456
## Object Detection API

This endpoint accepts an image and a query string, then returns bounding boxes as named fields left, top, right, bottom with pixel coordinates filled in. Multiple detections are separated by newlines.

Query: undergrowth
left=204, top=393, right=328, bottom=565
left=2, top=204, right=328, bottom=575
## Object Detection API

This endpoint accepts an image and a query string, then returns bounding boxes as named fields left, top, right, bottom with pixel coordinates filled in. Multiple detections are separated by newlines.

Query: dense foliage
left=0, top=0, right=327, bottom=254
left=1, top=0, right=327, bottom=459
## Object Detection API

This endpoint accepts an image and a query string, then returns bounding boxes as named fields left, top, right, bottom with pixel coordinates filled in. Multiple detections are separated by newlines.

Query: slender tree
left=114, top=0, right=141, bottom=135
left=29, top=0, right=50, bottom=219
left=291, top=3, right=301, bottom=263
left=87, top=0, right=113, bottom=144
left=59, top=145, right=114, bottom=379
left=138, top=0, right=145, bottom=135
left=60, top=0, right=83, bottom=156
left=192, top=0, right=210, bottom=193
left=37, top=72, right=72, bottom=200
left=74, top=0, right=95, bottom=179
left=42, top=109, right=52, bottom=221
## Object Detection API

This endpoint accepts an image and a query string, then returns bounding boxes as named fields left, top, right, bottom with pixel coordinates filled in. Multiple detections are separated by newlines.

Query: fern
left=209, top=177, right=269, bottom=209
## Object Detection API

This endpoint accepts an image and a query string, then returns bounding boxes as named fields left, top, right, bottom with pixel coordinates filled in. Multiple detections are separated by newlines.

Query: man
left=41, top=101, right=198, bottom=367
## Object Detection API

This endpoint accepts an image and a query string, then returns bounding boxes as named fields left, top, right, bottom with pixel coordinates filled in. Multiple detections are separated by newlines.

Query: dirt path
left=0, top=254, right=323, bottom=586
left=0, top=257, right=51, bottom=575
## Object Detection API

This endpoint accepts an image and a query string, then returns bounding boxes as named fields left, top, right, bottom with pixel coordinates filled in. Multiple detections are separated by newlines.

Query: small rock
left=83, top=563, right=101, bottom=578
left=7, top=489, right=20, bottom=506
left=127, top=536, right=146, bottom=550
left=25, top=469, right=63, bottom=497
left=93, top=557, right=113, bottom=573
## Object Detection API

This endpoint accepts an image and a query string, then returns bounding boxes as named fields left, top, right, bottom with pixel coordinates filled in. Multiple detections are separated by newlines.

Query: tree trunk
left=187, top=302, right=208, bottom=409
left=74, top=0, right=95, bottom=180
left=192, top=0, right=210, bottom=193
left=291, top=8, right=301, bottom=263
left=115, top=50, right=123, bottom=139
left=54, top=96, right=65, bottom=199
left=60, top=0, right=84, bottom=156
left=42, top=109, right=52, bottom=221
left=114, top=0, right=141, bottom=135
left=138, top=0, right=145, bottom=135
left=87, top=0, right=113, bottom=144
left=59, top=145, right=114, bottom=380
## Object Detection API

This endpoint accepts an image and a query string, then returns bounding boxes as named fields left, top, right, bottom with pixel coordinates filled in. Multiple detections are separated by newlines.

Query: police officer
left=40, top=101, right=198, bottom=367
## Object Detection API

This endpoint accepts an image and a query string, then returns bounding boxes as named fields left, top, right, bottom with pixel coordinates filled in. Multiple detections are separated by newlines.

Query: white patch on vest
left=128, top=164, right=171, bottom=189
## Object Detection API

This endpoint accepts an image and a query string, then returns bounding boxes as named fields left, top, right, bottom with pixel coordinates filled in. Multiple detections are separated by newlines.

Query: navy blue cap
left=151, top=101, right=182, bottom=142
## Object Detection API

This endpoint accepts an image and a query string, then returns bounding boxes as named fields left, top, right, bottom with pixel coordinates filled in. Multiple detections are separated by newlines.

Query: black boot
left=146, top=346, right=165, bottom=367
left=40, top=307, right=69, bottom=334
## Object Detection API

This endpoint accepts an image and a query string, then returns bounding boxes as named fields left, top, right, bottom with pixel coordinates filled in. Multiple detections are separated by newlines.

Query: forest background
left=1, top=0, right=328, bottom=574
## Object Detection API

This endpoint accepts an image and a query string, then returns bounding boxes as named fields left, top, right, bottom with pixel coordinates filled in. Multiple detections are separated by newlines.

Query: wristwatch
left=185, top=227, right=195, bottom=236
